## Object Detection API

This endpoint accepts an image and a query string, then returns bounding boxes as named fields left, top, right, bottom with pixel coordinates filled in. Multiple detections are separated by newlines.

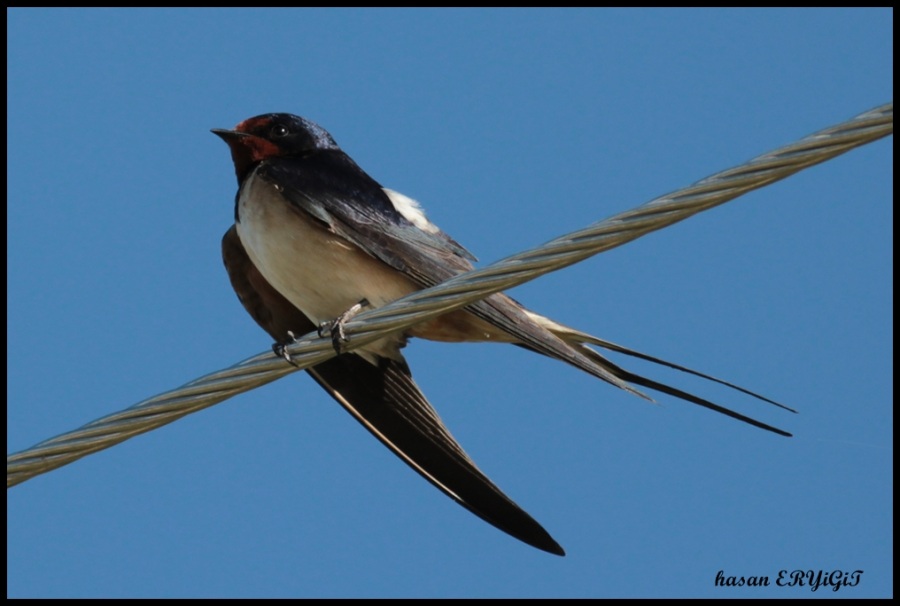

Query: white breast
left=235, top=171, right=420, bottom=343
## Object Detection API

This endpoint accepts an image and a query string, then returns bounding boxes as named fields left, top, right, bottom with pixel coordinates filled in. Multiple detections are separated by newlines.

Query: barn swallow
left=213, top=113, right=794, bottom=556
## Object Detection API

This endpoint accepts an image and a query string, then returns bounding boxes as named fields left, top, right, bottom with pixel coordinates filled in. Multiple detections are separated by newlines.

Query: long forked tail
left=525, top=312, right=796, bottom=437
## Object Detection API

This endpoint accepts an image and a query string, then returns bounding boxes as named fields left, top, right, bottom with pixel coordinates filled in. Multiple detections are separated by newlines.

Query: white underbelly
left=235, top=172, right=419, bottom=329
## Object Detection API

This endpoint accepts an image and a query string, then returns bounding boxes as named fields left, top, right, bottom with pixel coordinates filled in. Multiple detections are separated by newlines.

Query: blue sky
left=7, top=8, right=892, bottom=598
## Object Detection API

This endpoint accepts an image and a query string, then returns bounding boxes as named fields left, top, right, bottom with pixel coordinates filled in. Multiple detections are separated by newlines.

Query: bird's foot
left=318, top=298, right=370, bottom=354
left=272, top=330, right=302, bottom=367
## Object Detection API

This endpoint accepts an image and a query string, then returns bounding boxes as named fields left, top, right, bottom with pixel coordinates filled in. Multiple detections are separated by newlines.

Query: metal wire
left=7, top=102, right=892, bottom=488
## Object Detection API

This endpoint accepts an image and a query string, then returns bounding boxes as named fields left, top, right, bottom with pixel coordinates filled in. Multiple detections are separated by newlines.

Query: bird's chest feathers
left=235, top=171, right=417, bottom=325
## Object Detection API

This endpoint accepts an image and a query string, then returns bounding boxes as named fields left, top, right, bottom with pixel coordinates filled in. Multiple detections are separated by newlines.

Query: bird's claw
left=318, top=298, right=370, bottom=354
left=272, top=331, right=302, bottom=367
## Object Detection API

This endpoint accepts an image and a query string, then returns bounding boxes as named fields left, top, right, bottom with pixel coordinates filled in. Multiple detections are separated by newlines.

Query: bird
left=213, top=113, right=794, bottom=556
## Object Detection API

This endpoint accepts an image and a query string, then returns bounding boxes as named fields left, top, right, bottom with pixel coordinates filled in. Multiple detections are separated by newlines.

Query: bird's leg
left=318, top=298, right=370, bottom=353
left=272, top=330, right=302, bottom=367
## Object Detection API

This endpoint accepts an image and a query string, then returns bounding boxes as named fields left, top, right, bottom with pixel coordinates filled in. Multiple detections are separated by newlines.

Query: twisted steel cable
left=7, top=102, right=892, bottom=488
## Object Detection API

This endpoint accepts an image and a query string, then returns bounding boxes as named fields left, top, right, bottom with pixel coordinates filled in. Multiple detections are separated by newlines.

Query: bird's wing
left=258, top=154, right=640, bottom=395
left=222, top=226, right=564, bottom=555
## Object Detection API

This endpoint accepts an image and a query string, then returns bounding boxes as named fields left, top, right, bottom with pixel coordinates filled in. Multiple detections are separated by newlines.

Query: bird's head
left=212, top=113, right=339, bottom=181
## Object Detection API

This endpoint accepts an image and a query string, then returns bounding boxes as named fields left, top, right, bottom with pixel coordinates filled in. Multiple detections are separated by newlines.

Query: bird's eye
left=270, top=124, right=290, bottom=138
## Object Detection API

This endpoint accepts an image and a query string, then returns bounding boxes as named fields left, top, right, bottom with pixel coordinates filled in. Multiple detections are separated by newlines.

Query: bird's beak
left=211, top=128, right=258, bottom=182
left=211, top=128, right=249, bottom=143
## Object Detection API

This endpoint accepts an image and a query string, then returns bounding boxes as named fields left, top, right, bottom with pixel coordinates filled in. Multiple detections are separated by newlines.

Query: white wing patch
left=383, top=188, right=440, bottom=234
